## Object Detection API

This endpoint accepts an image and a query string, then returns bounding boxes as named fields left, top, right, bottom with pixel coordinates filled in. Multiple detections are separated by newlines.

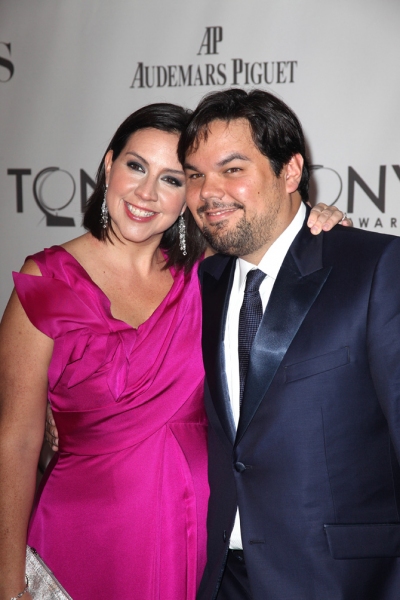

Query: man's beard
left=200, top=208, right=278, bottom=257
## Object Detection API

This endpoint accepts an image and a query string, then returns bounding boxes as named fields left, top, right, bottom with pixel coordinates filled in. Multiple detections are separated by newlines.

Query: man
left=178, top=89, right=400, bottom=600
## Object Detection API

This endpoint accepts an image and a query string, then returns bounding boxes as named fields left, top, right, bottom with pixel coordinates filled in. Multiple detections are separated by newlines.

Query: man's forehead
left=203, top=117, right=251, bottom=139
left=186, top=118, right=257, bottom=157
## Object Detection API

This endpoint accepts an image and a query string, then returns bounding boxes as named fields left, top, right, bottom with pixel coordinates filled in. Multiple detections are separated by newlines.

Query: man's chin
left=202, top=232, right=244, bottom=256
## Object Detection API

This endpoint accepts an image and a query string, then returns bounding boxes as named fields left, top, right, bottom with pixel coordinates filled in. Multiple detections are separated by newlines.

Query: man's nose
left=200, top=174, right=224, bottom=201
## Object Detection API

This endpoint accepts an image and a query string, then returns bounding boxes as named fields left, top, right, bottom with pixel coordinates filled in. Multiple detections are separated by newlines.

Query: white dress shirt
left=224, top=202, right=306, bottom=549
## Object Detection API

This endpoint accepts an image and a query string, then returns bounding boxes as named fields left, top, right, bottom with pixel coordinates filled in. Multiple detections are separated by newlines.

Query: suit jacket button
left=223, top=530, right=227, bottom=542
left=234, top=462, right=246, bottom=472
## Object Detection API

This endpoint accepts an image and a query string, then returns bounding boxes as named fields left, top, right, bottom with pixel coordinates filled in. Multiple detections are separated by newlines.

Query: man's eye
left=188, top=173, right=202, bottom=180
left=226, top=167, right=241, bottom=173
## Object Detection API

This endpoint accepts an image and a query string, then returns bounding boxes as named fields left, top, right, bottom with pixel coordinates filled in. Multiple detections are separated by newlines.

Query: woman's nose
left=135, top=176, right=157, bottom=202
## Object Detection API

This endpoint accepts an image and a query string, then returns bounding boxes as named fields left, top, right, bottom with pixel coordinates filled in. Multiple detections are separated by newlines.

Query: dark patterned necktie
left=238, top=269, right=266, bottom=405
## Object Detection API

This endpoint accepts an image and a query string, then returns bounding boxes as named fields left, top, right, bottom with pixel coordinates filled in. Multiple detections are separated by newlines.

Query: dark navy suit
left=197, top=214, right=400, bottom=600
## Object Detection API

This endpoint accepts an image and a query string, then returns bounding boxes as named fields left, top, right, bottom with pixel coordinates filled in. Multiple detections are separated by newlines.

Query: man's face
left=184, top=118, right=302, bottom=264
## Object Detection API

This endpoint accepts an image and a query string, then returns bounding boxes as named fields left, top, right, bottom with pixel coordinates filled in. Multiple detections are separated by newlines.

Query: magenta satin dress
left=13, top=246, right=208, bottom=600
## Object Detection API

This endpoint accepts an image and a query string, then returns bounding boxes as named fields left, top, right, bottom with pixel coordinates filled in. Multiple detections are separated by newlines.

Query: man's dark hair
left=178, top=88, right=310, bottom=201
left=84, top=102, right=205, bottom=272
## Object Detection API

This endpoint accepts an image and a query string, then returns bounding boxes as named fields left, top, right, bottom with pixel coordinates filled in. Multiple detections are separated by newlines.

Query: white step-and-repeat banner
left=1, top=0, right=399, bottom=313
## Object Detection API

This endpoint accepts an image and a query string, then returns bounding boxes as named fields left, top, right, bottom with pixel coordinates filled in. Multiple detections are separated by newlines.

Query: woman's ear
left=104, top=150, right=113, bottom=185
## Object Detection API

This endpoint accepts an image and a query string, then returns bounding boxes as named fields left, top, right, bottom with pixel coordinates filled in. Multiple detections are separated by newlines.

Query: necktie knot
left=244, top=269, right=266, bottom=295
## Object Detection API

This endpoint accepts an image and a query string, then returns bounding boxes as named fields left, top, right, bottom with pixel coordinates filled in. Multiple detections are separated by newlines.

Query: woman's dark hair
left=84, top=103, right=206, bottom=272
left=178, top=88, right=310, bottom=201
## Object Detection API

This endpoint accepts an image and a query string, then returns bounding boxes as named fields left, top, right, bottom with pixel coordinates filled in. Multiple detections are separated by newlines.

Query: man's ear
left=104, top=150, right=113, bottom=185
left=285, top=153, right=304, bottom=194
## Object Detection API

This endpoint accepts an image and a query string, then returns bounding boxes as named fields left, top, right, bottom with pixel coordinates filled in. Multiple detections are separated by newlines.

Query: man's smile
left=197, top=202, right=243, bottom=223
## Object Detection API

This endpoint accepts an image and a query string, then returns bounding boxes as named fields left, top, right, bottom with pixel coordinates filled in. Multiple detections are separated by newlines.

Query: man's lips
left=198, top=204, right=242, bottom=223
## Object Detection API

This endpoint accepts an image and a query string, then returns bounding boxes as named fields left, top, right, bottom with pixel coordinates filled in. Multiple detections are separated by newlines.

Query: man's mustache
left=197, top=201, right=243, bottom=215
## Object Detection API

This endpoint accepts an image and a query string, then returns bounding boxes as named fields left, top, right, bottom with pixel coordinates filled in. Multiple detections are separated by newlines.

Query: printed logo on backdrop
left=0, top=42, right=14, bottom=82
left=130, top=26, right=297, bottom=89
left=7, top=168, right=95, bottom=226
left=7, top=163, right=400, bottom=229
left=311, top=164, right=400, bottom=230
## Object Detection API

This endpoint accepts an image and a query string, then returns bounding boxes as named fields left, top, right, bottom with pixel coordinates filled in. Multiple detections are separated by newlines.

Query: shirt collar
left=237, top=202, right=306, bottom=289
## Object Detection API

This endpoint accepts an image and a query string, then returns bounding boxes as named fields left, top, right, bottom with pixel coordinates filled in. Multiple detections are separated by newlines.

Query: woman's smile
left=124, top=200, right=158, bottom=221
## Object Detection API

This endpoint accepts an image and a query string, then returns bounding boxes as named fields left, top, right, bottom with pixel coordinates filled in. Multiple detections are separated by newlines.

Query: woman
left=0, top=102, right=346, bottom=600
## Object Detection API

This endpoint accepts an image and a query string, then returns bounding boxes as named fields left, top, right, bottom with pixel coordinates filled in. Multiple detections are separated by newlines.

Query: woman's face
left=104, top=128, right=186, bottom=246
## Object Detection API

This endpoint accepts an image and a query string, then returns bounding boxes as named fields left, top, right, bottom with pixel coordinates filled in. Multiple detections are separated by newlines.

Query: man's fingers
left=44, top=422, right=59, bottom=450
left=46, top=403, right=55, bottom=426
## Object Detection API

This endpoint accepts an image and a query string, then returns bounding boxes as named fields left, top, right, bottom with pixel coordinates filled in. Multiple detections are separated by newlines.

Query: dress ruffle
left=13, top=272, right=136, bottom=401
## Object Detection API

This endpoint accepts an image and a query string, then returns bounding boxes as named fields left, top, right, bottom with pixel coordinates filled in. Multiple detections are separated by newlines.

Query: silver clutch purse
left=26, top=546, right=73, bottom=599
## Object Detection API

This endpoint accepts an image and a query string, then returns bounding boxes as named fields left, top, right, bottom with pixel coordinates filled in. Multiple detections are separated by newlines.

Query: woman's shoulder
left=60, top=232, right=91, bottom=258
left=24, top=245, right=66, bottom=273
left=20, top=234, right=92, bottom=278
left=13, top=235, right=107, bottom=339
left=20, top=256, right=43, bottom=276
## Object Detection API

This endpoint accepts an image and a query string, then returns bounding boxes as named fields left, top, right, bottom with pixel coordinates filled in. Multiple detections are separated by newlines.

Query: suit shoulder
left=323, top=224, right=400, bottom=256
left=198, top=253, right=233, bottom=278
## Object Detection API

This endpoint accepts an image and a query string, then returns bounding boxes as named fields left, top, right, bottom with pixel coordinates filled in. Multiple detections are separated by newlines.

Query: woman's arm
left=0, top=260, right=53, bottom=600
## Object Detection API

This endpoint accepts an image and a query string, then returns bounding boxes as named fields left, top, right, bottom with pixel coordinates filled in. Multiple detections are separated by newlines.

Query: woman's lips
left=124, top=201, right=157, bottom=221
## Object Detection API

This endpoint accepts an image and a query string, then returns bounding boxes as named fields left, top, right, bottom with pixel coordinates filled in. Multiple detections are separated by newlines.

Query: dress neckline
left=51, top=245, right=180, bottom=333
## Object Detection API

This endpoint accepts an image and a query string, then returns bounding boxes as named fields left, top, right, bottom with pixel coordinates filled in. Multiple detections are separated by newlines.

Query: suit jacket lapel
left=235, top=221, right=332, bottom=444
left=201, top=255, right=236, bottom=445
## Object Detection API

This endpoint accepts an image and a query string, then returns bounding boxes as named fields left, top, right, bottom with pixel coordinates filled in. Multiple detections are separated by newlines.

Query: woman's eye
left=163, top=176, right=183, bottom=187
left=127, top=161, right=145, bottom=172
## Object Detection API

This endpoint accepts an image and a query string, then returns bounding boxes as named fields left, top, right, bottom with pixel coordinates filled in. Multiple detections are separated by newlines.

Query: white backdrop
left=1, top=0, right=399, bottom=313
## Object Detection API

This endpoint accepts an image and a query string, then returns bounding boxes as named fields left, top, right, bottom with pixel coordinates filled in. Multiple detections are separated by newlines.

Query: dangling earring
left=178, top=214, right=187, bottom=256
left=101, top=185, right=108, bottom=229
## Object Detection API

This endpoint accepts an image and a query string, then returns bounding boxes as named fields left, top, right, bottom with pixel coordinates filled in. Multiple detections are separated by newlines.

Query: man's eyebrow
left=217, top=153, right=250, bottom=167
left=184, top=153, right=250, bottom=172
left=183, top=162, right=198, bottom=171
